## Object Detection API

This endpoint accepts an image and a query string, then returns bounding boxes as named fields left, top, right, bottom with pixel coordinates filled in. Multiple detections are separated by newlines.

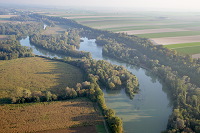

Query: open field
left=151, top=35, right=200, bottom=45
left=37, top=126, right=98, bottom=133
left=119, top=28, right=190, bottom=35
left=164, top=42, right=200, bottom=49
left=0, top=98, right=104, bottom=133
left=0, top=57, right=84, bottom=98
left=164, top=42, right=200, bottom=55
left=136, top=31, right=200, bottom=38
left=42, top=25, right=70, bottom=35
left=105, top=23, right=200, bottom=32
left=174, top=46, right=200, bottom=55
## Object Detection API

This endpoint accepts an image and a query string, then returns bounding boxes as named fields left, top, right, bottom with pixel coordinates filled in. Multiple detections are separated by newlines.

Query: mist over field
left=1, top=0, right=200, bottom=12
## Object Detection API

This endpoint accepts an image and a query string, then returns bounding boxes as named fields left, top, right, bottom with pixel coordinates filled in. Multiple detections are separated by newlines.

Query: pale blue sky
left=1, top=0, right=200, bottom=11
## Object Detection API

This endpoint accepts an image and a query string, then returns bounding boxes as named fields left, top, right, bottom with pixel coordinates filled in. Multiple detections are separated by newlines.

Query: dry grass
left=0, top=98, right=103, bottom=133
left=0, top=57, right=84, bottom=98
left=37, top=126, right=98, bottom=133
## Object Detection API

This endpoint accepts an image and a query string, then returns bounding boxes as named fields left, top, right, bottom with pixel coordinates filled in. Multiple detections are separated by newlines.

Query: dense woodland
left=0, top=22, right=43, bottom=39
left=29, top=30, right=91, bottom=58
left=0, top=37, right=33, bottom=60
left=0, top=21, right=44, bottom=60
left=1, top=12, right=199, bottom=132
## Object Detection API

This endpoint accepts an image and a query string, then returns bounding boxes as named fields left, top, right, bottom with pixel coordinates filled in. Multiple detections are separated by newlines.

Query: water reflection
left=20, top=36, right=65, bottom=58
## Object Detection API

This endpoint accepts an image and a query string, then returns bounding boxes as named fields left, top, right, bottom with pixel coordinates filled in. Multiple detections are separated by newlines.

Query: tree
left=45, top=91, right=52, bottom=102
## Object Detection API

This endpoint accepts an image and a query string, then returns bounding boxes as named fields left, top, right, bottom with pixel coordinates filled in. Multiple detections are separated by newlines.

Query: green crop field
left=103, top=23, right=200, bottom=32
left=174, top=46, right=200, bottom=55
left=137, top=31, right=200, bottom=38
left=164, top=42, right=200, bottom=55
left=0, top=57, right=84, bottom=98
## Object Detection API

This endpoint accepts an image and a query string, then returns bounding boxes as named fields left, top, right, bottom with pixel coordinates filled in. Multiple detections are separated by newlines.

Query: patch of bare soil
left=192, top=54, right=200, bottom=58
left=151, top=35, right=200, bottom=45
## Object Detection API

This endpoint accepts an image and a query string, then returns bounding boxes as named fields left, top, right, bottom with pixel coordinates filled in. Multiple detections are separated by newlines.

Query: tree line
left=0, top=37, right=33, bottom=60
left=29, top=30, right=91, bottom=58
left=0, top=22, right=43, bottom=39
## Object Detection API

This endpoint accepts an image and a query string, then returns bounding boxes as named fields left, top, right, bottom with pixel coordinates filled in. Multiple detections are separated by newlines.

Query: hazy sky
left=1, top=0, right=200, bottom=11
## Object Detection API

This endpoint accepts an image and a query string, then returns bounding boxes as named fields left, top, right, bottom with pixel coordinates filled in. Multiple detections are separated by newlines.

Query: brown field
left=151, top=35, right=200, bottom=45
left=192, top=54, right=200, bottom=58
left=0, top=98, right=103, bottom=133
left=37, top=126, right=97, bottom=133
left=119, top=28, right=190, bottom=35
left=0, top=15, right=18, bottom=18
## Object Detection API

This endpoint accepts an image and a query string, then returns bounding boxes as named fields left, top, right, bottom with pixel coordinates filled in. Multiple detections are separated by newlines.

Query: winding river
left=20, top=37, right=172, bottom=133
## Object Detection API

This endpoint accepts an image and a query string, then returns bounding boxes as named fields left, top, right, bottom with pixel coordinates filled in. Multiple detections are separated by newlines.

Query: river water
left=20, top=37, right=172, bottom=133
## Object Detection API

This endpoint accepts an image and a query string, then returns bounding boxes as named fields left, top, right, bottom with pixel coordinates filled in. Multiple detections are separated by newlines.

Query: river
left=20, top=37, right=172, bottom=133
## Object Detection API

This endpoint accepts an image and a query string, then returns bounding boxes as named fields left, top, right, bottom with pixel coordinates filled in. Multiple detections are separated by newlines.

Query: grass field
left=164, top=42, right=200, bottom=55
left=137, top=31, right=200, bottom=38
left=42, top=25, right=70, bottom=35
left=0, top=98, right=104, bottom=133
left=105, top=23, right=200, bottom=32
left=0, top=57, right=84, bottom=99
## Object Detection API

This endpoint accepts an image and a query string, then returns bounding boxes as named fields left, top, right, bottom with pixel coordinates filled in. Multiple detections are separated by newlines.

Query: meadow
left=0, top=57, right=84, bottom=99
left=41, top=25, right=70, bottom=35
left=0, top=98, right=104, bottom=133
left=164, top=42, right=200, bottom=55
left=136, top=31, right=200, bottom=38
